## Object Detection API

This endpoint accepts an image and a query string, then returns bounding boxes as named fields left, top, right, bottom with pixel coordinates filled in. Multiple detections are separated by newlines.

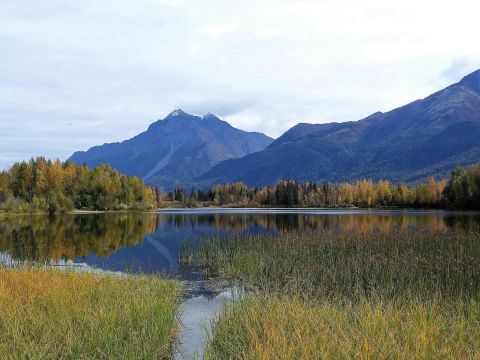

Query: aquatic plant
left=187, top=229, right=480, bottom=359
left=193, top=229, right=480, bottom=301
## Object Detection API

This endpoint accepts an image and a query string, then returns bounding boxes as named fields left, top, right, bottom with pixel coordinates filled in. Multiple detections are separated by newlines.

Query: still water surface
left=0, top=209, right=479, bottom=274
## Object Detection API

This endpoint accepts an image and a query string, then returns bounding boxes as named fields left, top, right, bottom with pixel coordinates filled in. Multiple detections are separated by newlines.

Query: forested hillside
left=166, top=164, right=480, bottom=210
left=0, top=158, right=158, bottom=213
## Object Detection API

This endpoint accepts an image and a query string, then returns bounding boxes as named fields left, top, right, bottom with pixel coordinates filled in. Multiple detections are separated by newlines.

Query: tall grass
left=184, top=228, right=480, bottom=359
left=192, top=229, right=480, bottom=301
left=0, top=267, right=181, bottom=359
left=205, top=296, right=480, bottom=359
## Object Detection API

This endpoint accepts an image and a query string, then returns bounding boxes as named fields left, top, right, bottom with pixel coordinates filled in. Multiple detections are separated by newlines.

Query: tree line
left=164, top=164, right=480, bottom=210
left=0, top=157, right=158, bottom=213
left=2, top=158, right=479, bottom=213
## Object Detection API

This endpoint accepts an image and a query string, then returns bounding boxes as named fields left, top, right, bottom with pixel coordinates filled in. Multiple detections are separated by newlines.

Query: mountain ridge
left=69, top=69, right=480, bottom=189
left=199, top=69, right=480, bottom=186
left=68, top=110, right=274, bottom=190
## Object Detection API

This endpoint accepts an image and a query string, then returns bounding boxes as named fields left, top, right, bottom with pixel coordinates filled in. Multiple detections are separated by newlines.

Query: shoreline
left=0, top=207, right=479, bottom=217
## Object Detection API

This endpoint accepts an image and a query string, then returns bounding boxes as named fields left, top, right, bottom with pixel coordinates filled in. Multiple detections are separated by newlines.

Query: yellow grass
left=206, top=295, right=480, bottom=359
left=193, top=229, right=480, bottom=359
left=0, top=267, right=181, bottom=359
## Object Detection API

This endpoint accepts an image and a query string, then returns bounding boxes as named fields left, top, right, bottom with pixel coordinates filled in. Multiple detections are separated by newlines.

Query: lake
left=0, top=208, right=479, bottom=275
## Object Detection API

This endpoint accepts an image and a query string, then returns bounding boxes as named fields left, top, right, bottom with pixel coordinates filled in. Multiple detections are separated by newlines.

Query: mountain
left=68, top=110, right=273, bottom=190
left=200, top=69, right=480, bottom=186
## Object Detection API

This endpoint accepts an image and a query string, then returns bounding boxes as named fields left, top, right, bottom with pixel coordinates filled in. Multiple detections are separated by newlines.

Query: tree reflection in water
left=0, top=213, right=157, bottom=263
left=0, top=211, right=478, bottom=273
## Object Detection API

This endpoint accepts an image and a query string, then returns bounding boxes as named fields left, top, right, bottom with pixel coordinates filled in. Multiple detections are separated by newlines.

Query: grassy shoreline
left=206, top=296, right=480, bottom=359
left=186, top=229, right=480, bottom=359
left=0, top=267, right=181, bottom=359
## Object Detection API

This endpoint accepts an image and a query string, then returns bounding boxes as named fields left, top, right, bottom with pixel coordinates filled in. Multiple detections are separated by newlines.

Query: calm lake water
left=0, top=208, right=479, bottom=275
left=2, top=208, right=479, bottom=359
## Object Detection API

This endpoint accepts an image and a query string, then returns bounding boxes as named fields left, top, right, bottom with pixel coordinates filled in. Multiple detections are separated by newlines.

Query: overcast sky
left=1, top=0, right=480, bottom=169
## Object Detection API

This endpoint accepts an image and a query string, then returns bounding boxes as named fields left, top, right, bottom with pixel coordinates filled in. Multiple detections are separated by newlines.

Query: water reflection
left=0, top=214, right=157, bottom=262
left=0, top=210, right=478, bottom=274
left=162, top=211, right=480, bottom=233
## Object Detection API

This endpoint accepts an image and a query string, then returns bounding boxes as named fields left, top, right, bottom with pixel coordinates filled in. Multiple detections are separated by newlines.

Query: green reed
left=191, top=228, right=480, bottom=302
left=186, top=228, right=480, bottom=359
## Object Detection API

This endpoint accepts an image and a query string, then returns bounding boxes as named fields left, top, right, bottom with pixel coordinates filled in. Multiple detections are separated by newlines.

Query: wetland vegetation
left=184, top=228, right=480, bottom=359
left=0, top=267, right=181, bottom=359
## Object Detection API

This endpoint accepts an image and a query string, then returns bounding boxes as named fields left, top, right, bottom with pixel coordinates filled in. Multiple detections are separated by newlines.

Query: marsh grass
left=205, top=296, right=480, bottom=359
left=0, top=267, right=181, bottom=359
left=192, top=229, right=480, bottom=301
left=185, top=228, right=480, bottom=359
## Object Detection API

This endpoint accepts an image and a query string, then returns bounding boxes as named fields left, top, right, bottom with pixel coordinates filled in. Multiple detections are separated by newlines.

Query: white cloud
left=0, top=0, right=480, bottom=169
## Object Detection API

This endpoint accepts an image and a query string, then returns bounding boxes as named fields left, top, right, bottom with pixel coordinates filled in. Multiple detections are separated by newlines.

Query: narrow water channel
left=175, top=284, right=235, bottom=359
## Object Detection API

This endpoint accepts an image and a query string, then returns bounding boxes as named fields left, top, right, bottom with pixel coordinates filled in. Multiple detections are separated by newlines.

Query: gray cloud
left=1, top=0, right=480, bottom=169
left=441, top=58, right=479, bottom=83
